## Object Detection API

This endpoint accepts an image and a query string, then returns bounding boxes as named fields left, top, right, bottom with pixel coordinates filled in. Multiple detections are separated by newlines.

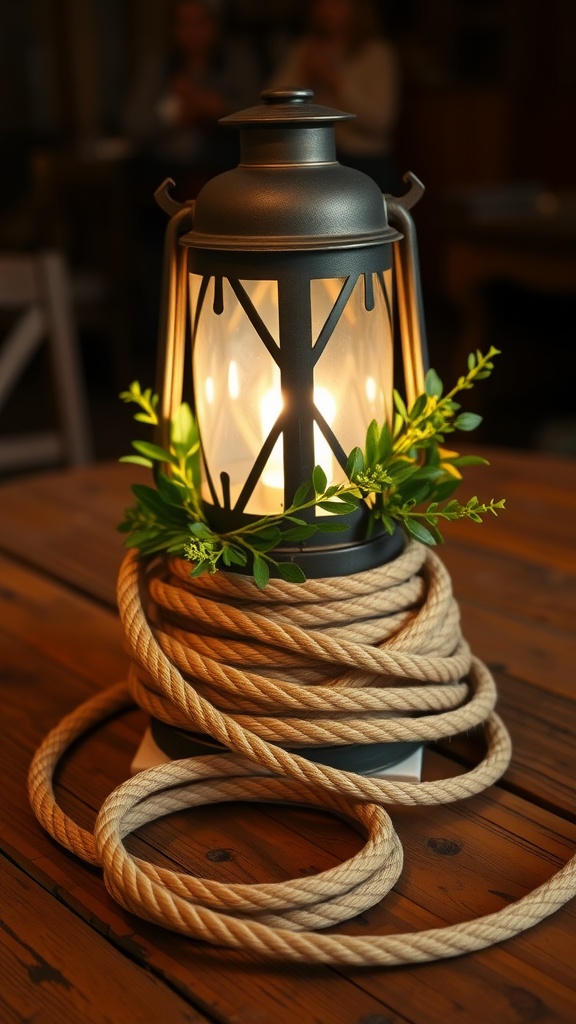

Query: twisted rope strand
left=27, top=543, right=576, bottom=965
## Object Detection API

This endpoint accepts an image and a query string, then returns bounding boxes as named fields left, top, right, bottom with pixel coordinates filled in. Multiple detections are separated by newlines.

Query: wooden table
left=1, top=449, right=575, bottom=1023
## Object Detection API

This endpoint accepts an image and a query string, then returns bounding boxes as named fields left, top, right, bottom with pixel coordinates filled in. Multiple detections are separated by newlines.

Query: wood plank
left=442, top=539, right=576, bottom=633
left=0, top=855, right=210, bottom=1024
left=438, top=446, right=576, bottom=573
left=436, top=671, right=576, bottom=819
left=0, top=553, right=127, bottom=690
left=455, top=600, right=576, bottom=701
left=0, top=462, right=139, bottom=606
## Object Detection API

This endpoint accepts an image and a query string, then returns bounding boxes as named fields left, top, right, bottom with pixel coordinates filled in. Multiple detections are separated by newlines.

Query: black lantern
left=154, top=87, right=428, bottom=579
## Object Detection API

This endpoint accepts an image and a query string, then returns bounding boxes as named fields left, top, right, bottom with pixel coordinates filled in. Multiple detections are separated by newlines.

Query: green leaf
left=171, top=402, right=195, bottom=448
left=399, top=478, right=435, bottom=504
left=422, top=519, right=444, bottom=544
left=281, top=524, right=319, bottom=541
left=318, top=500, right=358, bottom=515
left=454, top=412, right=483, bottom=432
left=220, top=544, right=245, bottom=569
left=291, top=480, right=314, bottom=507
left=189, top=560, right=212, bottom=578
left=131, top=484, right=187, bottom=525
left=377, top=421, right=393, bottom=461
left=336, top=490, right=359, bottom=506
left=165, top=540, right=191, bottom=555
left=119, top=454, right=153, bottom=468
left=249, top=527, right=283, bottom=552
left=345, top=446, right=364, bottom=480
left=392, top=391, right=408, bottom=421
left=132, top=440, right=178, bottom=465
left=253, top=554, right=270, bottom=590
left=252, top=525, right=283, bottom=542
left=387, top=463, right=421, bottom=485
left=439, top=499, right=461, bottom=514
left=315, top=521, right=349, bottom=533
left=424, top=368, right=443, bottom=398
left=409, top=392, right=428, bottom=418
left=403, top=518, right=438, bottom=545
left=364, top=419, right=380, bottom=464
left=277, top=562, right=306, bottom=584
left=429, top=478, right=460, bottom=503
left=188, top=521, right=215, bottom=538
left=312, top=465, right=328, bottom=494
left=392, top=412, right=404, bottom=439
left=380, top=514, right=396, bottom=535
left=449, top=454, right=489, bottom=467
left=423, top=444, right=441, bottom=468
left=467, top=352, right=477, bottom=371
left=156, top=472, right=188, bottom=506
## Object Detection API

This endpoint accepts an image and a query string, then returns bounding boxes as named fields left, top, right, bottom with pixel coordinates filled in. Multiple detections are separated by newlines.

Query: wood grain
left=0, top=449, right=575, bottom=1023
left=0, top=855, right=208, bottom=1024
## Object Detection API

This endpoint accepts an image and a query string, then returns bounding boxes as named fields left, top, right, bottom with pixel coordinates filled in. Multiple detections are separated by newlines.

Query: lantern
left=154, top=88, right=428, bottom=579
left=150, top=87, right=430, bottom=773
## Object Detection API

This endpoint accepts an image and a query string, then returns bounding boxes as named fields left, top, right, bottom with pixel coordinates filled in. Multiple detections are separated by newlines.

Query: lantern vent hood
left=182, top=87, right=402, bottom=252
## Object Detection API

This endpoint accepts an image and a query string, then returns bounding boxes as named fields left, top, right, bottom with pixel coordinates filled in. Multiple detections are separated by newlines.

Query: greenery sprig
left=118, top=348, right=505, bottom=588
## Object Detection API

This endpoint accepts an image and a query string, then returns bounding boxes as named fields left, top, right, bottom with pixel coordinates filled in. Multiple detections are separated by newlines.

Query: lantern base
left=272, top=525, right=406, bottom=579
left=145, top=717, right=422, bottom=778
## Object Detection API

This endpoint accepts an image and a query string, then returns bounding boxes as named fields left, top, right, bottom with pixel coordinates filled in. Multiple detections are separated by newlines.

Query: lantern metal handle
left=154, top=179, right=195, bottom=450
left=386, top=172, right=429, bottom=407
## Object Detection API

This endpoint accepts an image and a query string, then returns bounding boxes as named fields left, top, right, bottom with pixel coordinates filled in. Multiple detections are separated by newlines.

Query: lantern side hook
left=391, top=171, right=425, bottom=211
left=154, top=177, right=195, bottom=217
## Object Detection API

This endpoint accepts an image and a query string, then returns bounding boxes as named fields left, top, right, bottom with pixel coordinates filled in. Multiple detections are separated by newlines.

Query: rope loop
left=27, top=544, right=576, bottom=965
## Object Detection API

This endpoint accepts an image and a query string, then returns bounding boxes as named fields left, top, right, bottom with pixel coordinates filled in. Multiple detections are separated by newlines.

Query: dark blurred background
left=1, top=0, right=575, bottom=467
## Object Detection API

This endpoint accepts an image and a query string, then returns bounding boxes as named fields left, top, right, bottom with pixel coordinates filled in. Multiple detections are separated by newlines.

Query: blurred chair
left=0, top=249, right=92, bottom=473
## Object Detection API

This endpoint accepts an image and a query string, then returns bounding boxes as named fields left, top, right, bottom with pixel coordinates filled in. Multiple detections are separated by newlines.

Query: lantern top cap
left=182, top=86, right=402, bottom=252
left=219, top=87, right=355, bottom=128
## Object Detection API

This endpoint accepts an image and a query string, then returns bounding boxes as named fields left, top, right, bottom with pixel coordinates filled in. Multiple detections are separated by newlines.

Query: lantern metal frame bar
left=387, top=173, right=429, bottom=405
left=153, top=181, right=195, bottom=453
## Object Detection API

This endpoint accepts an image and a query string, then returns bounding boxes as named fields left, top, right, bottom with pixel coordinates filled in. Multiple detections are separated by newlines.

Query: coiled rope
left=28, top=543, right=576, bottom=965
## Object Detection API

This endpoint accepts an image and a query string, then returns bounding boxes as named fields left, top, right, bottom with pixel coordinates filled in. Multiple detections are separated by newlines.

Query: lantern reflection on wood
left=155, top=88, right=428, bottom=578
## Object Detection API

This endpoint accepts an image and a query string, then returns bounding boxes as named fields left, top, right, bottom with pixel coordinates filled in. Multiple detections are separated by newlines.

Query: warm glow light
left=259, top=385, right=337, bottom=494
left=228, top=360, right=240, bottom=399
left=365, top=376, right=377, bottom=403
left=192, top=272, right=392, bottom=517
left=259, top=387, right=284, bottom=492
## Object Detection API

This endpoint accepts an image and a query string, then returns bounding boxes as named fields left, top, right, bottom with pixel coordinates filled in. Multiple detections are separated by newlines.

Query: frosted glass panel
left=239, top=279, right=279, bottom=342
left=311, top=272, right=393, bottom=480
left=191, top=275, right=282, bottom=513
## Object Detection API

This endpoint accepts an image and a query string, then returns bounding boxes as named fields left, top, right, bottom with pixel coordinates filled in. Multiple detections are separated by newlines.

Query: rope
left=27, top=543, right=576, bottom=966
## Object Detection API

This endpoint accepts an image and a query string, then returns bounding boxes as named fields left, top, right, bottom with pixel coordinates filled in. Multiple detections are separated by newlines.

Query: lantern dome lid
left=220, top=86, right=353, bottom=128
left=181, top=88, right=401, bottom=252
